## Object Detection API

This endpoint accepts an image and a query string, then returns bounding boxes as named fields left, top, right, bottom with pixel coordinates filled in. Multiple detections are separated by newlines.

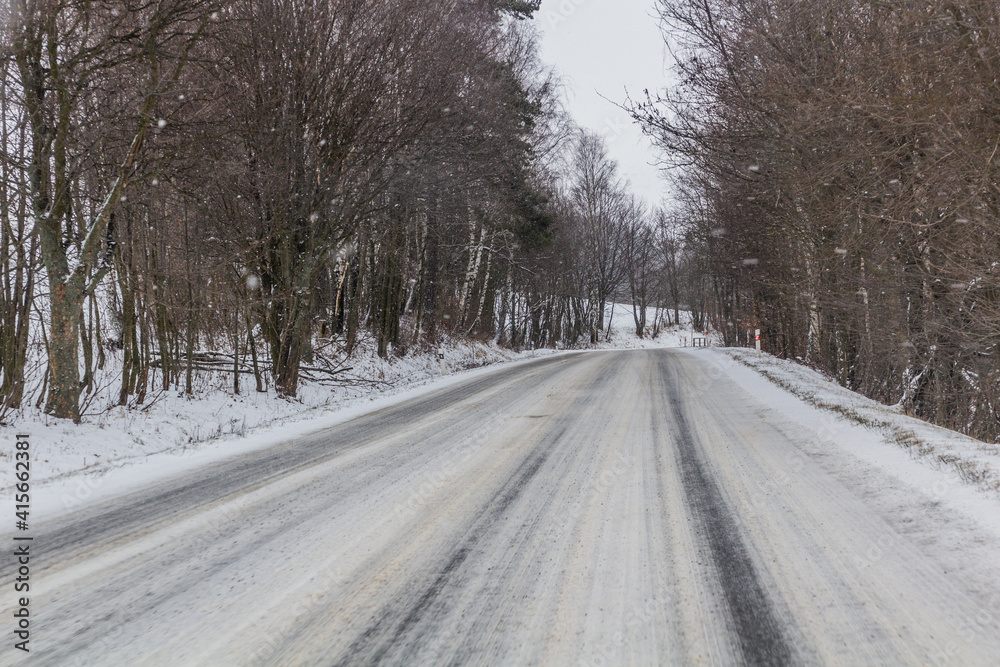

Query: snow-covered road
left=4, top=350, right=999, bottom=665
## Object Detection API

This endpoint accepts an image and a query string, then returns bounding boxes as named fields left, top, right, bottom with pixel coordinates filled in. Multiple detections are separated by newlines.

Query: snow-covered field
left=587, top=303, right=716, bottom=350
left=0, top=304, right=697, bottom=508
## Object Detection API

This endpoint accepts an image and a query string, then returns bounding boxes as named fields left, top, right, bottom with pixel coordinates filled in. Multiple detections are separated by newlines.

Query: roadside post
left=755, top=329, right=761, bottom=356
left=438, top=349, right=446, bottom=375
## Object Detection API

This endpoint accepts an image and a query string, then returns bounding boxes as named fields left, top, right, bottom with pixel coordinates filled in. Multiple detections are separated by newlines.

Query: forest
left=633, top=0, right=1000, bottom=441
left=1, top=0, right=685, bottom=424
left=9, top=0, right=999, bottom=445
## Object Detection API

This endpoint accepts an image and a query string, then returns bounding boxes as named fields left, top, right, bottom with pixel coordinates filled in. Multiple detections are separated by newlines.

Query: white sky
left=533, top=0, right=673, bottom=206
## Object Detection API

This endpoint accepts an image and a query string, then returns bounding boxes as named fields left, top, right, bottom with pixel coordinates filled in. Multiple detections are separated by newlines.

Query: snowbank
left=0, top=338, right=518, bottom=497
left=717, top=349, right=1000, bottom=494
left=710, top=348, right=1000, bottom=530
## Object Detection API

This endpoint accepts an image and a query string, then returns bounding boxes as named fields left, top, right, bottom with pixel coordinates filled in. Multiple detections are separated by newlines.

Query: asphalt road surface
left=4, top=350, right=1000, bottom=665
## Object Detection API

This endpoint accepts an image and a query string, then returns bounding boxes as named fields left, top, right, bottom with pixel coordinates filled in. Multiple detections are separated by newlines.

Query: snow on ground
left=15, top=299, right=997, bottom=536
left=1, top=336, right=522, bottom=506
left=25, top=349, right=1000, bottom=665
left=15, top=348, right=582, bottom=522
left=706, top=347, right=1000, bottom=535
left=583, top=304, right=719, bottom=350
left=1, top=305, right=688, bottom=515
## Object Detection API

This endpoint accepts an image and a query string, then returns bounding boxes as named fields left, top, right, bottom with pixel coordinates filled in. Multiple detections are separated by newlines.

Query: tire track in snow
left=8, top=350, right=1000, bottom=665
left=331, top=359, right=623, bottom=665
left=336, top=440, right=557, bottom=665
left=658, top=356, right=794, bottom=666
left=2, top=354, right=580, bottom=581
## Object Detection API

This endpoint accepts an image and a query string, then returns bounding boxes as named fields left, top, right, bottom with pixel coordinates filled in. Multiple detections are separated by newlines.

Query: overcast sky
left=532, top=0, right=673, bottom=206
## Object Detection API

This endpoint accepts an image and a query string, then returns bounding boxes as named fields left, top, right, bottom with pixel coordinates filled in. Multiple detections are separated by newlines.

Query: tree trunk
left=274, top=303, right=311, bottom=397
left=247, top=317, right=265, bottom=393
left=46, top=282, right=83, bottom=422
left=345, top=249, right=363, bottom=354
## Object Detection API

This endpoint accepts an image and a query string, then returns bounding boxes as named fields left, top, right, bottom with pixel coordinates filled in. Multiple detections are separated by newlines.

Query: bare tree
left=9, top=0, right=217, bottom=420
left=633, top=0, right=1000, bottom=440
left=623, top=200, right=655, bottom=337
left=568, top=131, right=630, bottom=340
left=0, top=28, right=38, bottom=417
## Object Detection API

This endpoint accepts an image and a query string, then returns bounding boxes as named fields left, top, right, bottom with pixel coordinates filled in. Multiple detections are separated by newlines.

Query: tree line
left=634, top=0, right=1000, bottom=440
left=1, top=0, right=687, bottom=424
